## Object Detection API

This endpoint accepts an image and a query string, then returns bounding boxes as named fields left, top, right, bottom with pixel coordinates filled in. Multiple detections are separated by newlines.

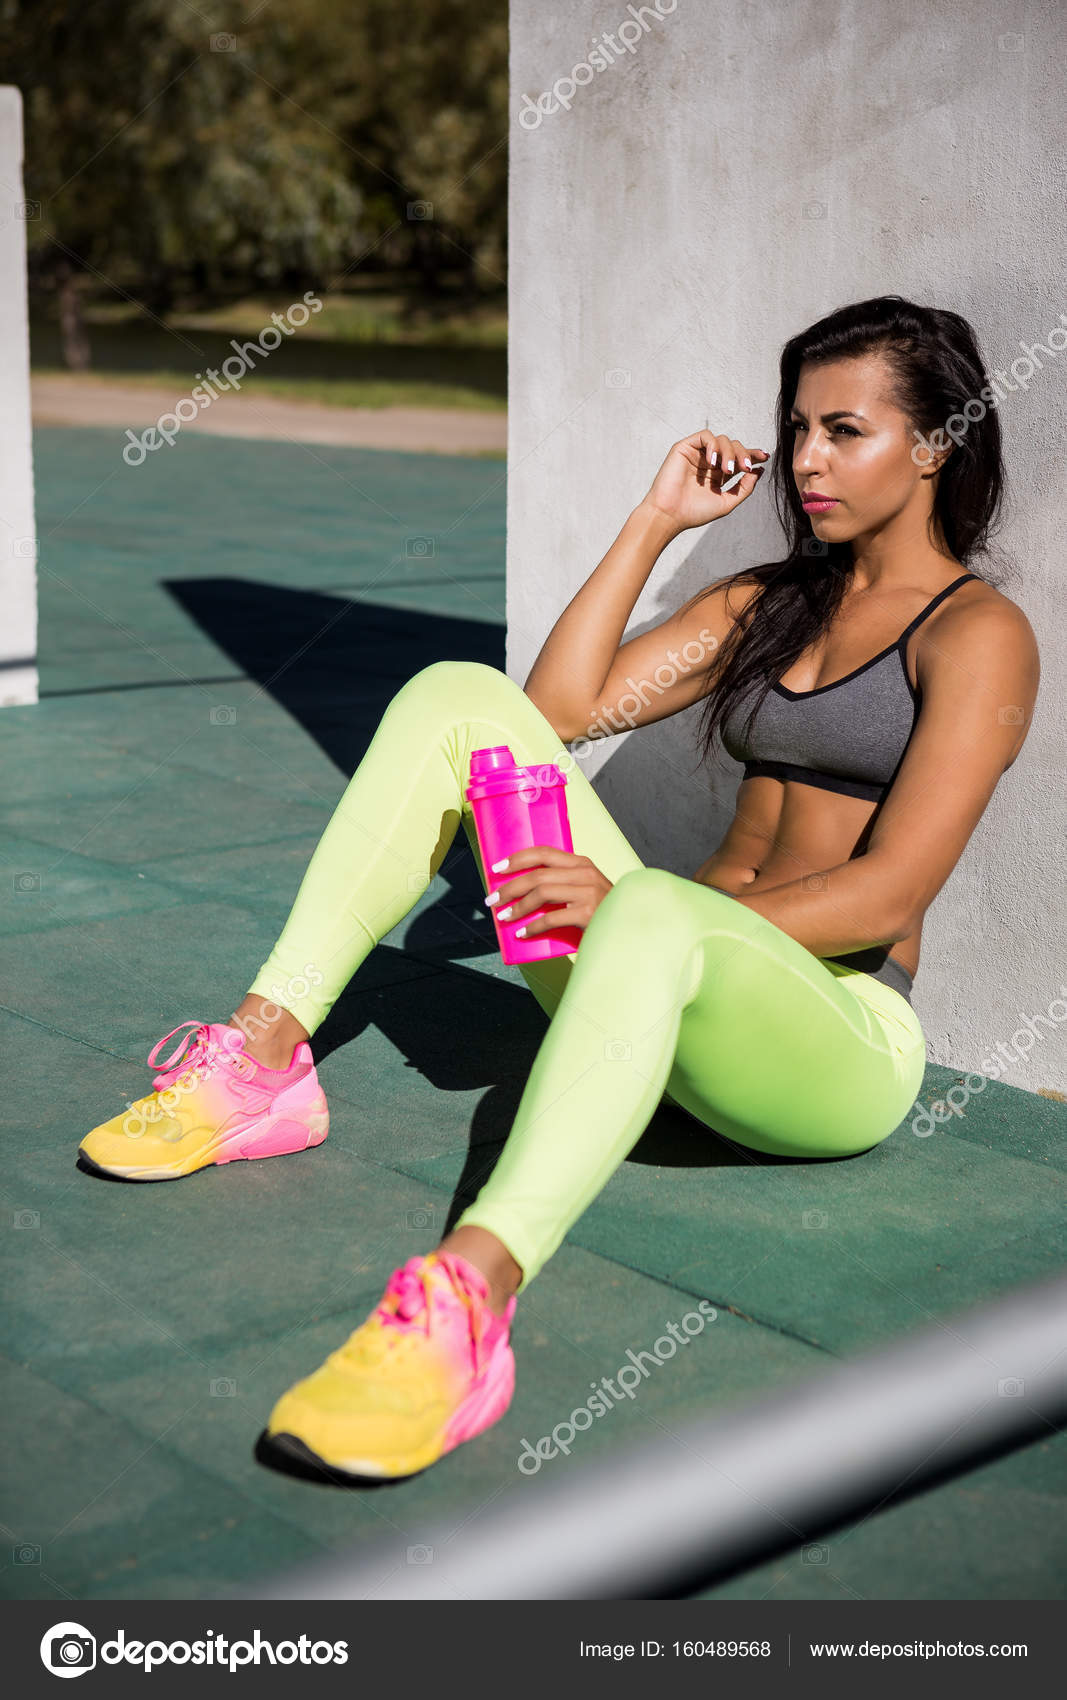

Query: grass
left=31, top=366, right=507, bottom=413
left=30, top=279, right=508, bottom=412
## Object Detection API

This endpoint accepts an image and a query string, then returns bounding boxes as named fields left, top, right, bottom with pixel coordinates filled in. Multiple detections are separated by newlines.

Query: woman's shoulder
left=930, top=572, right=1038, bottom=649
left=916, top=571, right=1040, bottom=693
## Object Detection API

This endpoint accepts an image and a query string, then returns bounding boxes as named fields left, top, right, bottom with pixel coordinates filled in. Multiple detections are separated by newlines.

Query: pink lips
left=801, top=495, right=839, bottom=511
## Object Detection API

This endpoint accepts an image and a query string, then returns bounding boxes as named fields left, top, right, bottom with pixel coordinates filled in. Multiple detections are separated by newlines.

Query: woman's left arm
left=731, top=597, right=1041, bottom=954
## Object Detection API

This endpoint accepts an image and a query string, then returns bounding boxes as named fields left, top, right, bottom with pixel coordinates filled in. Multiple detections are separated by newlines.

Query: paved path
left=31, top=373, right=507, bottom=456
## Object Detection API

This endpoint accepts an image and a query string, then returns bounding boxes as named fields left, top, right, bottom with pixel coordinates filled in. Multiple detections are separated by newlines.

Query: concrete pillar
left=506, top=1, right=1066, bottom=1093
left=0, top=85, right=39, bottom=707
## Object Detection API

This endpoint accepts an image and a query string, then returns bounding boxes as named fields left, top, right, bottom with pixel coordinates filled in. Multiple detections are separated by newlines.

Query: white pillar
left=0, top=85, right=39, bottom=707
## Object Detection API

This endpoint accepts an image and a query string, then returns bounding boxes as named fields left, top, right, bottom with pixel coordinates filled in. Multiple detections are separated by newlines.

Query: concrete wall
left=506, top=0, right=1067, bottom=1095
left=0, top=85, right=38, bottom=707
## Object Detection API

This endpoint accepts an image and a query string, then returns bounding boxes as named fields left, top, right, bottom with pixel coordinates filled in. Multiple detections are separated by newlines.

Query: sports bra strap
left=896, top=572, right=978, bottom=645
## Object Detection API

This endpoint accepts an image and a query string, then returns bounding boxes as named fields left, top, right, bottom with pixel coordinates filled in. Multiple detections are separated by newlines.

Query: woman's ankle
left=228, top=995, right=309, bottom=1070
left=437, top=1226, right=523, bottom=1317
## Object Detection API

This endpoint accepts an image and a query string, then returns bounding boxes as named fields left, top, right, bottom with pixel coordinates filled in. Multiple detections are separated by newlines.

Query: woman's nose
left=794, top=431, right=827, bottom=473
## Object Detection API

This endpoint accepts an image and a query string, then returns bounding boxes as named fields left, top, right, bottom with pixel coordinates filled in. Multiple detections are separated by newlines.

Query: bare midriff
left=690, top=776, right=920, bottom=979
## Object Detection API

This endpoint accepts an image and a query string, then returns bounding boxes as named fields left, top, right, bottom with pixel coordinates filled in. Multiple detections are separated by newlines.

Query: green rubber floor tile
left=121, top=836, right=338, bottom=914
left=38, top=639, right=257, bottom=699
left=35, top=422, right=504, bottom=540
left=0, top=1008, right=155, bottom=1161
left=495, top=1250, right=827, bottom=1461
left=3, top=1108, right=462, bottom=1381
left=37, top=607, right=219, bottom=662
left=80, top=1517, right=332, bottom=1602
left=910, top=1066, right=1067, bottom=1172
left=0, top=717, right=182, bottom=804
left=0, top=832, right=194, bottom=938
left=0, top=903, right=441, bottom=1061
left=0, top=1353, right=327, bottom=1602
left=29, top=693, right=353, bottom=811
left=3, top=766, right=331, bottom=868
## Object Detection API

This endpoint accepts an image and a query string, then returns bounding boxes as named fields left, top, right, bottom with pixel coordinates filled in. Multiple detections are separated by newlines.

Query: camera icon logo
left=40, top=1622, right=96, bottom=1678
left=802, top=1208, right=828, bottom=1229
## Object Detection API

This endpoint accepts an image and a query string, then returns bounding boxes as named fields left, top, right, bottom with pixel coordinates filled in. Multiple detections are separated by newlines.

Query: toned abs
left=691, top=778, right=919, bottom=978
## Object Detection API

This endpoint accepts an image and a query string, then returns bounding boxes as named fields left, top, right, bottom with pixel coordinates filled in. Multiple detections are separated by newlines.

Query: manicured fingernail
left=743, top=456, right=752, bottom=469
left=709, top=450, right=718, bottom=466
left=727, top=459, right=735, bottom=474
left=491, top=858, right=509, bottom=872
left=497, top=906, right=513, bottom=920
left=485, top=891, right=499, bottom=905
left=514, top=926, right=527, bottom=938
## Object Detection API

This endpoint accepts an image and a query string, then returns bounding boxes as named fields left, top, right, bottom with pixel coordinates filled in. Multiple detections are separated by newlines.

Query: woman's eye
left=789, top=423, right=860, bottom=436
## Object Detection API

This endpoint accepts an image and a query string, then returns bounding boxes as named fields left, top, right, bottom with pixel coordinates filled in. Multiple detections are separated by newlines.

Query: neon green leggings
left=248, top=661, right=926, bottom=1295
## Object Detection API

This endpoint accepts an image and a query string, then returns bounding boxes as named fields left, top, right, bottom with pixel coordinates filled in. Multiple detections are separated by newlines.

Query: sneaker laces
left=146, top=1021, right=233, bottom=1093
left=373, top=1254, right=497, bottom=1378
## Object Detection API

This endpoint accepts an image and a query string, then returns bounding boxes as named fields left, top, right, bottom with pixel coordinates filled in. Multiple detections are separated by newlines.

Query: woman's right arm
left=522, top=498, right=684, bottom=738
left=523, top=429, right=768, bottom=744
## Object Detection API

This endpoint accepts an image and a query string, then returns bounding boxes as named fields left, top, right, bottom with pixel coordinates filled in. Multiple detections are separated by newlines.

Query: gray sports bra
left=716, top=570, right=980, bottom=1003
left=720, top=571, right=979, bottom=803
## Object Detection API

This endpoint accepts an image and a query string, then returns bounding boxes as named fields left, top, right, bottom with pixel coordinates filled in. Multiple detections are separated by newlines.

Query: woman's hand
left=485, top=847, right=614, bottom=937
left=642, top=429, right=769, bottom=532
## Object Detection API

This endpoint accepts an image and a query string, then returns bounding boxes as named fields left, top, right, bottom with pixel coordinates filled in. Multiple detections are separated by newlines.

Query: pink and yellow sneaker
left=264, top=1250, right=517, bottom=1481
left=78, top=1019, right=329, bottom=1181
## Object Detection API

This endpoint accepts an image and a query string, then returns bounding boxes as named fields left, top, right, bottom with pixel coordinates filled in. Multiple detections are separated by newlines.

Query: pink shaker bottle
left=465, top=745, right=583, bottom=965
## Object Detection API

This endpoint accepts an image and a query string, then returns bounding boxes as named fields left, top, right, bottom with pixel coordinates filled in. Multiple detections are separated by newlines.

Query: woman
left=79, top=295, right=1040, bottom=1484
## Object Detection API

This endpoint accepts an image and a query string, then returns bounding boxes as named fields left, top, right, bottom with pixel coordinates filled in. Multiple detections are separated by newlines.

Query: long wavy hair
left=678, top=294, right=1011, bottom=779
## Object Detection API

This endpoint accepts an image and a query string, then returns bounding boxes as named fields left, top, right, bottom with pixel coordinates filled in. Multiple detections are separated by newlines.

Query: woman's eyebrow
left=789, top=408, right=870, bottom=423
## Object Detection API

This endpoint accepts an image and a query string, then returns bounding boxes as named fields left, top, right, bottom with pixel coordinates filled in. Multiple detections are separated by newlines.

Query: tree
left=0, top=0, right=508, bottom=366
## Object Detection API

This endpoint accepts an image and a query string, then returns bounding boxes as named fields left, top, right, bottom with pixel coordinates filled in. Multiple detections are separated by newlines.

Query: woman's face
left=789, top=353, right=942, bottom=550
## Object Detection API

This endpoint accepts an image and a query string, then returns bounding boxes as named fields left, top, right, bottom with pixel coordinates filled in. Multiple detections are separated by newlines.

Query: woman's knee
left=586, top=868, right=697, bottom=954
left=401, top=658, right=521, bottom=706
left=602, top=866, right=693, bottom=921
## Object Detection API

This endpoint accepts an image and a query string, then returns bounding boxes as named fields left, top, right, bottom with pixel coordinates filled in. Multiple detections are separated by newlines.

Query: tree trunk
left=57, top=263, right=91, bottom=370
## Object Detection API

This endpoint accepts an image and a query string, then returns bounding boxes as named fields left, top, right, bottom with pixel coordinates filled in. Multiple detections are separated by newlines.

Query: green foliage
left=1, top=0, right=508, bottom=314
